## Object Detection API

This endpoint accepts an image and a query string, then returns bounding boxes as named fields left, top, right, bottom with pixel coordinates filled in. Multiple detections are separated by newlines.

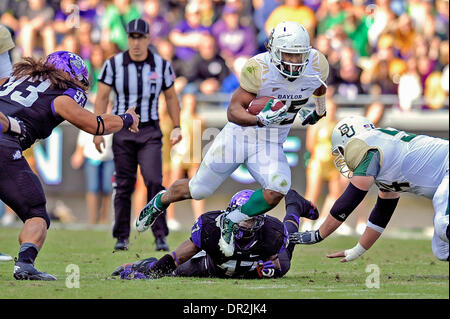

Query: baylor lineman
left=290, top=116, right=449, bottom=262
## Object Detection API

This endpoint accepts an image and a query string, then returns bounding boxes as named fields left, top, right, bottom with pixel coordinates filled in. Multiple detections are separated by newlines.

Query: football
left=247, top=96, right=285, bottom=115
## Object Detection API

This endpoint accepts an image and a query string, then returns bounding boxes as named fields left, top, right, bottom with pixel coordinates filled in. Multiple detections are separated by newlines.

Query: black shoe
left=155, top=237, right=169, bottom=251
left=13, top=261, right=57, bottom=281
left=114, top=238, right=129, bottom=251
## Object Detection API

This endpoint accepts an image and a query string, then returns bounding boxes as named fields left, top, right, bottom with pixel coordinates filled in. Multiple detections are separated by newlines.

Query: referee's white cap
left=126, top=19, right=150, bottom=35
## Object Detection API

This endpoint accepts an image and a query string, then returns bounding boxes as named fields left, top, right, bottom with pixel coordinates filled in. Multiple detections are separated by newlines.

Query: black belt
left=138, top=120, right=158, bottom=128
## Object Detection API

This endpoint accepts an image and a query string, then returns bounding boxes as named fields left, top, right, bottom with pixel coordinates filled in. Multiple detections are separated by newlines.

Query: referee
left=94, top=19, right=182, bottom=251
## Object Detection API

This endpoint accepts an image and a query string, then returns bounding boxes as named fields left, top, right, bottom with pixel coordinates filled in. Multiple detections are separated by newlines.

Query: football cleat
left=135, top=190, right=166, bottom=232
left=114, top=238, right=129, bottom=251
left=218, top=213, right=237, bottom=257
left=155, top=237, right=169, bottom=251
left=13, top=261, right=57, bottom=281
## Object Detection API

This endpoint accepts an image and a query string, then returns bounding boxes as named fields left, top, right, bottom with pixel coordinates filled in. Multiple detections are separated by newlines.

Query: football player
left=136, top=21, right=329, bottom=257
left=289, top=116, right=449, bottom=262
left=0, top=51, right=139, bottom=280
left=0, top=25, right=15, bottom=262
left=112, top=189, right=318, bottom=279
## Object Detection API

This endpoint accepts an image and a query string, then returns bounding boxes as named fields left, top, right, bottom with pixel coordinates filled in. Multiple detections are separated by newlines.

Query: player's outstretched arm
left=53, top=95, right=139, bottom=135
left=327, top=190, right=400, bottom=262
left=327, top=228, right=382, bottom=262
left=289, top=176, right=374, bottom=244
left=143, top=239, right=201, bottom=279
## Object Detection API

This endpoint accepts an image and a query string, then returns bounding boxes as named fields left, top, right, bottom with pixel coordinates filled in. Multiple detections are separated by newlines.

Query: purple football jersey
left=0, top=76, right=87, bottom=149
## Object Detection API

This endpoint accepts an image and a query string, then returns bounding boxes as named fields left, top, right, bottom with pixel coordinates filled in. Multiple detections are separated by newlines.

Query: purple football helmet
left=228, top=190, right=265, bottom=240
left=228, top=189, right=254, bottom=209
left=46, top=51, right=89, bottom=86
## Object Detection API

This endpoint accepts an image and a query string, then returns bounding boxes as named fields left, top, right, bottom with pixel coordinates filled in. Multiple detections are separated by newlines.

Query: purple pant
left=0, top=135, right=50, bottom=228
left=111, top=123, right=168, bottom=240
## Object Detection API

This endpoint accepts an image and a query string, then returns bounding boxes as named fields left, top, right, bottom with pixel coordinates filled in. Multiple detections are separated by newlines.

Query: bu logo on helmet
left=338, top=123, right=356, bottom=138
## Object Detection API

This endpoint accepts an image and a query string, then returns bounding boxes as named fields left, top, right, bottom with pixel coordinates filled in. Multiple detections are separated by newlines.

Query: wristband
left=119, top=114, right=134, bottom=130
left=95, top=115, right=105, bottom=135
left=344, top=242, right=366, bottom=261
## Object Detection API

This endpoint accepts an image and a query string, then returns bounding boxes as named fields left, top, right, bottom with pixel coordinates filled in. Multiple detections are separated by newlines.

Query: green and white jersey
left=236, top=49, right=329, bottom=143
left=344, top=128, right=449, bottom=199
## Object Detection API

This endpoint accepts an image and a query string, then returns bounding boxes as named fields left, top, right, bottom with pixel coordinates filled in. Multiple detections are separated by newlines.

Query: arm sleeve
left=330, top=182, right=368, bottom=222
left=367, top=196, right=399, bottom=233
left=239, top=58, right=262, bottom=94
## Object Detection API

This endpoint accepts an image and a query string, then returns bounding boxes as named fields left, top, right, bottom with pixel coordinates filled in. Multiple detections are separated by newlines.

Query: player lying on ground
left=0, top=51, right=139, bottom=280
left=136, top=21, right=329, bottom=258
left=112, top=189, right=318, bottom=279
left=289, top=116, right=449, bottom=262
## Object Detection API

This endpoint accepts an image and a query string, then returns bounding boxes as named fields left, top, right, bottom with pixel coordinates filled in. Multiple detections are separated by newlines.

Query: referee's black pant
left=111, top=122, right=168, bottom=240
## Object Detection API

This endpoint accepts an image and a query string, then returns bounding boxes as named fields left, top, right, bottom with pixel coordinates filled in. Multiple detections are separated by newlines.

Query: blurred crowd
left=0, top=0, right=448, bottom=110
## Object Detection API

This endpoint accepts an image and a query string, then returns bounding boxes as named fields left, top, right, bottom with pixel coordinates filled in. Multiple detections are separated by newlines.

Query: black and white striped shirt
left=98, top=50, right=175, bottom=122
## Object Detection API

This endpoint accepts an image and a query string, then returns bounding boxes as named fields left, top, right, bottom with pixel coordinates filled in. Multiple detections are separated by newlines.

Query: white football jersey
left=347, top=129, right=449, bottom=199
left=235, top=49, right=328, bottom=143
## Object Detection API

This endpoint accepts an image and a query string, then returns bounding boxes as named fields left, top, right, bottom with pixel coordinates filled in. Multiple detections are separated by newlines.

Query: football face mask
left=235, top=215, right=265, bottom=240
left=331, top=116, right=375, bottom=179
left=267, top=21, right=311, bottom=79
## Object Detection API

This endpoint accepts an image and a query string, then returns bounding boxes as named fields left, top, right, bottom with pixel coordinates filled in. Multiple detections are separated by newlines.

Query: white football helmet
left=331, top=116, right=375, bottom=178
left=267, top=21, right=311, bottom=78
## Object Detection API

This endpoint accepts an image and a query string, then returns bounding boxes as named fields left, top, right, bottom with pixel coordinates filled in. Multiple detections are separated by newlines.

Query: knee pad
left=266, top=173, right=291, bottom=195
left=431, top=240, right=449, bottom=261
left=189, top=178, right=214, bottom=200
left=435, top=215, right=449, bottom=243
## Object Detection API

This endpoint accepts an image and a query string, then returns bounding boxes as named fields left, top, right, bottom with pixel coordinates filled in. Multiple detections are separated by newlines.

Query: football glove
left=119, top=265, right=147, bottom=280
left=6, top=116, right=27, bottom=138
left=256, top=99, right=289, bottom=127
left=301, top=110, right=326, bottom=126
left=256, top=260, right=276, bottom=278
left=289, top=230, right=323, bottom=245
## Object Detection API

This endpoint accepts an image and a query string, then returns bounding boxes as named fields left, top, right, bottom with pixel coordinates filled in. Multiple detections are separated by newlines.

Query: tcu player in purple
left=0, top=51, right=139, bottom=280
left=111, top=189, right=318, bottom=280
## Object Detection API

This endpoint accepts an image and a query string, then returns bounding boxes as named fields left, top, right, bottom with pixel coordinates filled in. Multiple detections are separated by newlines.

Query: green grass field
left=0, top=227, right=448, bottom=299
